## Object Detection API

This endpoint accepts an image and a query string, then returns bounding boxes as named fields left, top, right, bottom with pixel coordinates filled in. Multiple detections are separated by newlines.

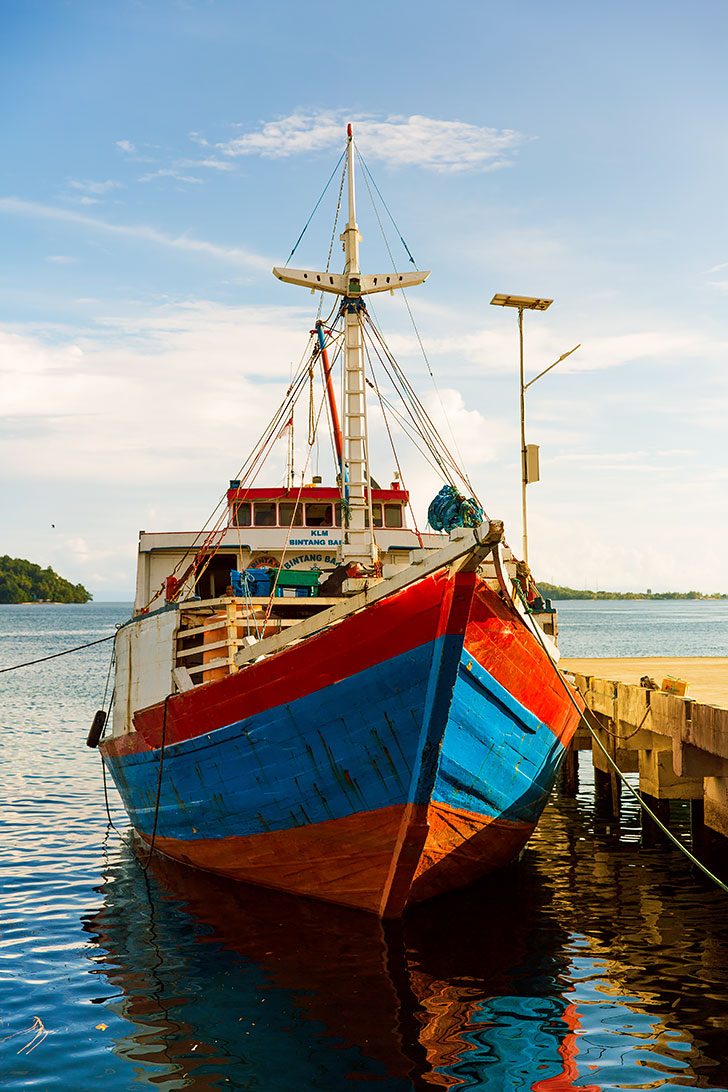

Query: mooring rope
left=0, top=633, right=116, bottom=673
left=512, top=583, right=728, bottom=895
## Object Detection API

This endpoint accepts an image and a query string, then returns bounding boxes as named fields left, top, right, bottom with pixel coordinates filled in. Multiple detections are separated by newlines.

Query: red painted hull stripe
left=104, top=569, right=475, bottom=758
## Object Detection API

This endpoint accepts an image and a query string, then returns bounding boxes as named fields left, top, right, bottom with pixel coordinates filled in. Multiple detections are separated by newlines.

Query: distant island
left=538, top=582, right=727, bottom=601
left=0, top=555, right=92, bottom=604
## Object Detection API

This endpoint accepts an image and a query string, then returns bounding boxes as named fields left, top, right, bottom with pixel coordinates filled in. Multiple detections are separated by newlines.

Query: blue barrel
left=243, top=568, right=272, bottom=597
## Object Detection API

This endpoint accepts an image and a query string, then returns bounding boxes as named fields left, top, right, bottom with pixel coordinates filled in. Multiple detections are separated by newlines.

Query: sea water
left=1, top=601, right=727, bottom=1090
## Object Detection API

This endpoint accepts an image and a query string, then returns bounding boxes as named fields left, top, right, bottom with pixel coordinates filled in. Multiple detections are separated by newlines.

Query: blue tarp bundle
left=427, top=485, right=484, bottom=533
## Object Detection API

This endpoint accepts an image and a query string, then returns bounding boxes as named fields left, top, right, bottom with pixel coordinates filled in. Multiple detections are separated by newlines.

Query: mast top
left=272, top=126, right=430, bottom=298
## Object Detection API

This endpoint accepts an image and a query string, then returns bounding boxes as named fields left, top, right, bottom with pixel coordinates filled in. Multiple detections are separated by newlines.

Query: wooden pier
left=559, top=657, right=728, bottom=853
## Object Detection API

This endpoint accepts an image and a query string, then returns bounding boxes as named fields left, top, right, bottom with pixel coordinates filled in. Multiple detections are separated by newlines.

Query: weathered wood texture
left=562, top=661, right=728, bottom=841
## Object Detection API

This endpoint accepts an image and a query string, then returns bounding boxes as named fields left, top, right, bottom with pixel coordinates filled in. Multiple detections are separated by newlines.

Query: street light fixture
left=490, top=292, right=579, bottom=566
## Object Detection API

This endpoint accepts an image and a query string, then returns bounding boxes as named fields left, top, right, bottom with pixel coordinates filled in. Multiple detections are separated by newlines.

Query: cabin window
left=234, top=502, right=251, bottom=527
left=364, top=504, right=383, bottom=529
left=254, top=502, right=277, bottom=527
left=384, top=504, right=403, bottom=528
left=305, top=503, right=333, bottom=527
left=279, top=502, right=303, bottom=527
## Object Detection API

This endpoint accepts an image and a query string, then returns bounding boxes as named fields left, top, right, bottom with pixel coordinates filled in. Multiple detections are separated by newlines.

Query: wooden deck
left=561, top=657, right=728, bottom=711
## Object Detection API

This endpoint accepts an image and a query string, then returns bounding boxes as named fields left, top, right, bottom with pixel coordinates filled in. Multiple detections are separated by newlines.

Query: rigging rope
left=362, top=313, right=481, bottom=507
left=153, top=329, right=319, bottom=608
left=510, top=582, right=728, bottom=896
left=0, top=633, right=115, bottom=673
left=362, top=329, right=423, bottom=544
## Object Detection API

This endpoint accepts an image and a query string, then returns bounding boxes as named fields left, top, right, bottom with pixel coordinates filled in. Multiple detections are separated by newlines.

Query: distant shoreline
left=539, top=582, right=727, bottom=602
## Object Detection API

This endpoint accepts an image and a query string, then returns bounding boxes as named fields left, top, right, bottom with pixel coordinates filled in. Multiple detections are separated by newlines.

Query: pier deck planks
left=561, top=657, right=728, bottom=711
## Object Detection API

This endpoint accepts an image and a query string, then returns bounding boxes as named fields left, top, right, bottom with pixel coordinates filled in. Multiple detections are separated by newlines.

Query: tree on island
left=538, top=581, right=727, bottom=601
left=0, top=555, right=92, bottom=604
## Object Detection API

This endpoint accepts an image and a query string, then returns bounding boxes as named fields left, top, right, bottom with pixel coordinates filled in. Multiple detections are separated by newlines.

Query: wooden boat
left=99, top=124, right=581, bottom=916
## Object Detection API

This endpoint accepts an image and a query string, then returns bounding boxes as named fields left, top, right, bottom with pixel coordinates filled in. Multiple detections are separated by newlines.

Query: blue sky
left=2, top=0, right=728, bottom=597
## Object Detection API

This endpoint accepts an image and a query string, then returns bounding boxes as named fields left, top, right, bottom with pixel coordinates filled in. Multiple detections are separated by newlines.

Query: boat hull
left=102, top=569, right=580, bottom=915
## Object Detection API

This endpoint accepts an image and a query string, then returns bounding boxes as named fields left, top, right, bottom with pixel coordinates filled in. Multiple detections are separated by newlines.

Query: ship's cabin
left=133, top=478, right=446, bottom=614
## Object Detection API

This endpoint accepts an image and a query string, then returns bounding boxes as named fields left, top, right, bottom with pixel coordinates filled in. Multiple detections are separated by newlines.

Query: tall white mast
left=273, top=124, right=430, bottom=567
left=339, top=123, right=371, bottom=562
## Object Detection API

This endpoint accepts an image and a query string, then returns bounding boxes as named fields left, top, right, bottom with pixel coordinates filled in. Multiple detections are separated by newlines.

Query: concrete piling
left=559, top=658, right=728, bottom=855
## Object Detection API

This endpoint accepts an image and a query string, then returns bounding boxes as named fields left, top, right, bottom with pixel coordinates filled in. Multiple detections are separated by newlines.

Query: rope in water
left=0, top=633, right=115, bottom=673
left=512, top=583, right=728, bottom=895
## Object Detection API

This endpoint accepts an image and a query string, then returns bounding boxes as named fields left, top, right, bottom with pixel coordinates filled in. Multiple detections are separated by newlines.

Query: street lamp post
left=490, top=293, right=579, bottom=566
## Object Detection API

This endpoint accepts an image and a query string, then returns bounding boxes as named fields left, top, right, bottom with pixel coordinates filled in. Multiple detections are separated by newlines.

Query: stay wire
left=355, top=144, right=417, bottom=267
left=511, top=582, right=728, bottom=896
left=317, top=157, right=347, bottom=321
left=355, top=142, right=477, bottom=500
left=285, top=149, right=346, bottom=267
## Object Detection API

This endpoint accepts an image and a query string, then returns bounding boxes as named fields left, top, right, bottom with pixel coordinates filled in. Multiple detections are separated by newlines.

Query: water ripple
left=2, top=603, right=728, bottom=1089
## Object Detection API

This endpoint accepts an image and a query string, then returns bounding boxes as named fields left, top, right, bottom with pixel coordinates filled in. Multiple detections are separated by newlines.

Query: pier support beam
left=559, top=743, right=579, bottom=797
left=640, top=791, right=671, bottom=846
left=704, top=776, right=728, bottom=842
left=594, top=766, right=620, bottom=822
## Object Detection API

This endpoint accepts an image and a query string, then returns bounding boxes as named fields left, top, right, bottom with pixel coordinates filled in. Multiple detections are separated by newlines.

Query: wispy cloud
left=182, top=157, right=232, bottom=172
left=115, top=139, right=136, bottom=154
left=0, top=196, right=271, bottom=270
left=45, top=255, right=76, bottom=265
left=138, top=168, right=203, bottom=185
left=67, top=178, right=121, bottom=196
left=219, top=110, right=528, bottom=173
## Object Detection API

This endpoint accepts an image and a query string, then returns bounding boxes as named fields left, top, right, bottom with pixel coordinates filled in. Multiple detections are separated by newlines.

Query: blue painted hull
left=103, top=572, right=578, bottom=914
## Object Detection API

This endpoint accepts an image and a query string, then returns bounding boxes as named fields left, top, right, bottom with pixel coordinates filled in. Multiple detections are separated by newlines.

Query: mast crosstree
left=273, top=124, right=430, bottom=565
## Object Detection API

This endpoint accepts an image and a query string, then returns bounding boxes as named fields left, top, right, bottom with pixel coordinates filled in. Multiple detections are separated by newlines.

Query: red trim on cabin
left=103, top=569, right=477, bottom=759
left=227, top=486, right=409, bottom=504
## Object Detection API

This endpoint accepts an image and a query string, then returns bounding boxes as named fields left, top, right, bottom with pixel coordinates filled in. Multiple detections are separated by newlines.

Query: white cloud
left=138, top=168, right=203, bottom=185
left=181, top=157, right=232, bottom=172
left=385, top=314, right=728, bottom=378
left=67, top=178, right=121, bottom=195
left=219, top=111, right=527, bottom=173
left=115, top=140, right=136, bottom=154
left=0, top=303, right=311, bottom=481
left=45, top=255, right=76, bottom=265
left=1, top=299, right=726, bottom=595
left=0, top=196, right=271, bottom=271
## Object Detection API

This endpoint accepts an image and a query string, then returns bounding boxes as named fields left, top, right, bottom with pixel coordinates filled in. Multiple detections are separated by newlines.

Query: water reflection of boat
left=83, top=841, right=598, bottom=1090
